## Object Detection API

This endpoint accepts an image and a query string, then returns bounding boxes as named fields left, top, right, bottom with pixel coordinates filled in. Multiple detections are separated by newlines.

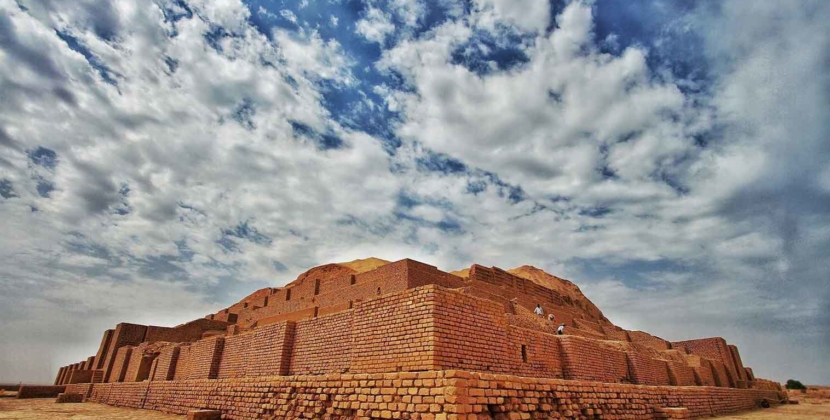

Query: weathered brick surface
left=124, top=343, right=147, bottom=382
left=67, top=369, right=94, bottom=384
left=626, top=351, right=671, bottom=386
left=109, top=346, right=134, bottom=383
left=602, top=326, right=631, bottom=341
left=17, top=385, right=66, bottom=399
left=290, top=311, right=352, bottom=374
left=728, top=344, right=747, bottom=381
left=93, top=329, right=114, bottom=370
left=506, top=327, right=564, bottom=378
left=55, top=367, right=66, bottom=385
left=145, top=319, right=229, bottom=343
left=78, top=370, right=783, bottom=420
left=246, top=322, right=294, bottom=377
left=666, top=361, right=697, bottom=386
left=65, top=383, right=94, bottom=397
left=673, top=337, right=739, bottom=386
left=433, top=287, right=511, bottom=372
left=56, top=392, right=84, bottom=403
left=559, top=335, right=629, bottom=383
left=174, top=345, right=192, bottom=381
left=350, top=287, right=436, bottom=373
left=101, top=323, right=147, bottom=382
left=629, top=330, right=672, bottom=351
left=185, top=336, right=224, bottom=380
left=216, top=333, right=251, bottom=379
left=152, top=345, right=181, bottom=381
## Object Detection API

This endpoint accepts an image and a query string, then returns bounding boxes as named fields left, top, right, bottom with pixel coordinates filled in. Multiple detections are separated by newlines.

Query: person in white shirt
left=557, top=324, right=566, bottom=335
left=534, top=304, right=544, bottom=316
left=548, top=314, right=555, bottom=323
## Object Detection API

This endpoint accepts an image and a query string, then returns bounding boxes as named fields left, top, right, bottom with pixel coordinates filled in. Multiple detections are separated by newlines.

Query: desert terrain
left=0, top=387, right=828, bottom=420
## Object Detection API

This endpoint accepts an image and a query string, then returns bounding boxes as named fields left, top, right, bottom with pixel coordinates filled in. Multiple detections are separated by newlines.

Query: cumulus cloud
left=0, top=0, right=828, bottom=385
left=355, top=7, right=396, bottom=44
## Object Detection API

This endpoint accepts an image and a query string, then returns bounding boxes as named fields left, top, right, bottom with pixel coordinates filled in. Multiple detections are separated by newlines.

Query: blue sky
left=1, top=0, right=828, bottom=385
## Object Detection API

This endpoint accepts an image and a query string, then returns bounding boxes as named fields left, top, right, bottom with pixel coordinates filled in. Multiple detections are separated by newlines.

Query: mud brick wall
left=90, top=382, right=149, bottom=408
left=565, top=325, right=607, bottom=339
left=432, top=287, right=513, bottom=373
left=152, top=346, right=181, bottom=381
left=93, top=329, right=115, bottom=371
left=405, top=259, right=465, bottom=289
left=465, top=268, right=583, bottom=328
left=602, top=326, right=631, bottom=341
left=728, top=344, right=747, bottom=381
left=216, top=333, right=252, bottom=379
left=626, top=352, right=671, bottom=385
left=667, top=361, right=697, bottom=386
left=506, top=327, right=563, bottom=378
left=672, top=337, right=739, bottom=382
left=350, top=286, right=437, bottom=373
left=693, top=369, right=714, bottom=387
left=145, top=319, right=229, bottom=343
left=709, top=359, right=735, bottom=388
left=751, top=379, right=781, bottom=391
left=55, top=367, right=66, bottom=385
left=456, top=371, right=785, bottom=420
left=16, top=385, right=66, bottom=399
left=91, top=369, right=104, bottom=383
left=124, top=344, right=156, bottom=382
left=290, top=311, right=352, bottom=375
left=505, top=304, right=559, bottom=335
left=66, top=383, right=94, bottom=398
left=245, top=322, right=294, bottom=377
left=468, top=265, right=558, bottom=313
left=123, top=344, right=146, bottom=382
left=102, top=323, right=147, bottom=382
left=185, top=336, right=225, bottom=380
left=558, top=335, right=629, bottom=383
left=256, top=307, right=316, bottom=327
left=236, top=260, right=420, bottom=329
left=745, top=367, right=755, bottom=381
left=574, top=319, right=605, bottom=334
left=109, top=346, right=134, bottom=383
left=629, top=331, right=672, bottom=351
left=113, top=371, right=456, bottom=419
left=173, top=345, right=192, bottom=381
left=67, top=369, right=94, bottom=384
left=318, top=301, right=352, bottom=317
left=58, top=366, right=71, bottom=385
left=78, top=370, right=784, bottom=420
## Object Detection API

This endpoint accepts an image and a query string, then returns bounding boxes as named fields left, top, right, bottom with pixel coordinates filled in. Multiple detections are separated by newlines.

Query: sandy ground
left=0, top=388, right=827, bottom=419
left=0, top=398, right=184, bottom=419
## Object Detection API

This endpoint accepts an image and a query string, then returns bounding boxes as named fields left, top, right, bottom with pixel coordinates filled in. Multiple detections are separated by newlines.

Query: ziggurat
left=54, top=258, right=786, bottom=419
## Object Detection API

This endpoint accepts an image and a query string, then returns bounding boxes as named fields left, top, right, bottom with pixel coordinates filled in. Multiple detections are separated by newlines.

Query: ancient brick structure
left=55, top=258, right=784, bottom=419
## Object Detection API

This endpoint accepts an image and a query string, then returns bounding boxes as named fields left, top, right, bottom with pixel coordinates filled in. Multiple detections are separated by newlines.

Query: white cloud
left=475, top=0, right=550, bottom=33
left=1, top=0, right=828, bottom=386
left=280, top=9, right=297, bottom=24
left=355, top=7, right=395, bottom=44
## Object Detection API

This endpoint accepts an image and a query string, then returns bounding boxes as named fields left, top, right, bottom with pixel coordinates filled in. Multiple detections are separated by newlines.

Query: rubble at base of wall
left=56, top=392, right=84, bottom=403
left=68, top=371, right=785, bottom=420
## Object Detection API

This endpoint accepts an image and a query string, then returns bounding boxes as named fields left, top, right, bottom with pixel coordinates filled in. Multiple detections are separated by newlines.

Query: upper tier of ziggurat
left=55, top=258, right=786, bottom=419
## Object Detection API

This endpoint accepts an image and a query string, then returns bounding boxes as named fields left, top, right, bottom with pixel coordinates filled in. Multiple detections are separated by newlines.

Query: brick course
left=75, top=371, right=783, bottom=420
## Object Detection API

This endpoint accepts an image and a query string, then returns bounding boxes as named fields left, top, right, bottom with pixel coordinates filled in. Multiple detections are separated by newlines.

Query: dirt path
left=712, top=402, right=830, bottom=419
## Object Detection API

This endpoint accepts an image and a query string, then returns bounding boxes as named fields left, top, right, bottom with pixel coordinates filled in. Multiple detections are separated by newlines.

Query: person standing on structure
left=534, top=304, right=544, bottom=316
